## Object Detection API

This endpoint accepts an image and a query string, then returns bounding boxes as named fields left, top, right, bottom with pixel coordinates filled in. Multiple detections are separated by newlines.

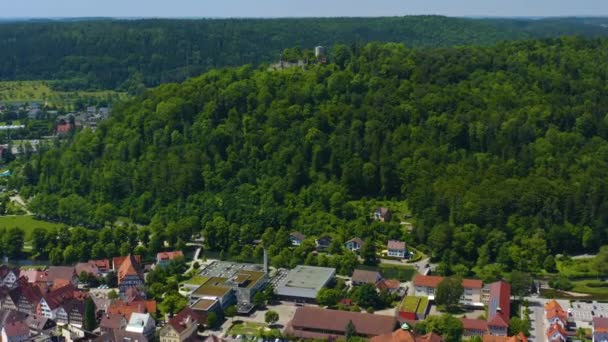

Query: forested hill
left=19, top=37, right=608, bottom=274
left=1, top=16, right=608, bottom=90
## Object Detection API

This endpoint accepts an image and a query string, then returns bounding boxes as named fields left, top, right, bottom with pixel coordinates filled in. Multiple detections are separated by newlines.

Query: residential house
left=290, top=232, right=306, bottom=247
left=285, top=306, right=397, bottom=340
left=100, top=313, right=127, bottom=335
left=38, top=284, right=75, bottom=319
left=545, top=299, right=567, bottom=328
left=95, top=329, right=148, bottom=342
left=125, top=313, right=155, bottom=340
left=387, top=240, right=407, bottom=259
left=413, top=275, right=443, bottom=299
left=156, top=251, right=184, bottom=268
left=56, top=122, right=73, bottom=136
left=593, top=317, right=608, bottom=342
left=376, top=279, right=404, bottom=296
left=65, top=299, right=85, bottom=328
left=112, top=255, right=142, bottom=271
left=546, top=323, right=567, bottom=342
left=75, top=262, right=103, bottom=279
left=45, top=266, right=78, bottom=289
left=89, top=260, right=111, bottom=274
left=0, top=288, right=17, bottom=311
left=315, top=235, right=332, bottom=250
left=11, top=284, right=43, bottom=314
left=0, top=266, right=19, bottom=289
left=351, top=270, right=382, bottom=286
left=25, top=314, right=56, bottom=335
left=0, top=309, right=27, bottom=335
left=1, top=321, right=29, bottom=342
left=107, top=299, right=156, bottom=320
left=374, top=207, right=392, bottom=222
left=371, top=324, right=444, bottom=342
left=345, top=238, right=364, bottom=252
left=159, top=308, right=202, bottom=342
left=116, top=255, right=145, bottom=298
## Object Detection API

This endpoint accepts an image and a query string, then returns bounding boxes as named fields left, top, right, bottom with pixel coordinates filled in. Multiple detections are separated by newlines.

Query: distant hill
left=0, top=16, right=607, bottom=90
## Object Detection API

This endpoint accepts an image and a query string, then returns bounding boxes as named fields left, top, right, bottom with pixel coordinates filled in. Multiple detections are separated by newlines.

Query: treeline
left=18, top=37, right=608, bottom=279
left=1, top=17, right=608, bottom=90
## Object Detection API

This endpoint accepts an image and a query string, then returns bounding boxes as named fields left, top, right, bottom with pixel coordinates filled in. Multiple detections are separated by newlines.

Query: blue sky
left=3, top=0, right=607, bottom=18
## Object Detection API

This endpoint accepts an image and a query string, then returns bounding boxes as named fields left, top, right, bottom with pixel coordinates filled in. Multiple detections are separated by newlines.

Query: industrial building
left=274, top=265, right=335, bottom=303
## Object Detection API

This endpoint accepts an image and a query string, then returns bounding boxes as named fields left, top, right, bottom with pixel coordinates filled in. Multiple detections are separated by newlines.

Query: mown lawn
left=0, top=215, right=66, bottom=240
left=359, top=263, right=416, bottom=282
left=0, top=80, right=126, bottom=109
left=227, top=321, right=276, bottom=336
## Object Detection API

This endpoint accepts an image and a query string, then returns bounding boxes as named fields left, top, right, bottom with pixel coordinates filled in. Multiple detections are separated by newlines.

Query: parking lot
left=569, top=300, right=608, bottom=322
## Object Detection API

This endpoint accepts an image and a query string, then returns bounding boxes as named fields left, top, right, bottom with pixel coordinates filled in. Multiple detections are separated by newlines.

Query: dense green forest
left=0, top=16, right=607, bottom=90
left=16, top=37, right=608, bottom=277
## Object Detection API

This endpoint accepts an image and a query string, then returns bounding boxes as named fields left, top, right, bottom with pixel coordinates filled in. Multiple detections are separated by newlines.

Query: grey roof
left=275, top=265, right=335, bottom=299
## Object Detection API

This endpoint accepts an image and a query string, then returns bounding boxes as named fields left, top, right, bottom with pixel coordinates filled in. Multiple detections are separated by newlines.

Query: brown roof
left=2, top=320, right=29, bottom=337
left=388, top=240, right=406, bottom=250
left=352, top=269, right=382, bottom=284
left=413, top=275, right=443, bottom=288
left=11, top=283, right=43, bottom=305
left=100, top=312, right=127, bottom=330
left=46, top=266, right=75, bottom=283
left=157, top=251, right=184, bottom=261
left=89, top=259, right=110, bottom=271
left=75, top=262, right=100, bottom=276
left=461, top=318, right=488, bottom=331
left=290, top=231, right=306, bottom=241
left=545, top=300, right=567, bottom=322
left=346, top=237, right=364, bottom=246
left=288, top=306, right=396, bottom=338
left=594, top=317, right=608, bottom=330
left=0, top=266, right=19, bottom=279
left=483, top=333, right=528, bottom=342
left=462, top=278, right=483, bottom=289
left=42, top=284, right=75, bottom=309
left=168, top=308, right=202, bottom=333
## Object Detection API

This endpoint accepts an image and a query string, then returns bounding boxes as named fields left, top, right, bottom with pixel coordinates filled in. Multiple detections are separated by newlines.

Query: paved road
left=525, top=297, right=546, bottom=342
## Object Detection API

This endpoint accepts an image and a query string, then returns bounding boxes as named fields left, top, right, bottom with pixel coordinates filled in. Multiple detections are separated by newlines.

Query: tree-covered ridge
left=0, top=16, right=607, bottom=89
left=20, top=37, right=608, bottom=276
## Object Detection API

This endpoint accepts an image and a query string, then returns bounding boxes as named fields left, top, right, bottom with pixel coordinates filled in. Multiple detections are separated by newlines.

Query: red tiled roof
left=168, top=308, right=202, bottom=333
left=488, top=281, right=511, bottom=324
left=42, top=284, right=75, bottom=310
left=100, top=312, right=126, bottom=330
left=413, top=275, right=443, bottom=288
left=117, top=255, right=142, bottom=283
left=388, top=240, right=406, bottom=250
left=546, top=323, right=567, bottom=339
left=288, top=306, right=396, bottom=338
left=488, top=314, right=509, bottom=328
left=46, top=266, right=75, bottom=284
left=594, top=317, right=608, bottom=330
left=3, top=321, right=29, bottom=337
left=0, top=265, right=19, bottom=279
left=113, top=255, right=142, bottom=271
left=156, top=251, right=184, bottom=261
left=461, top=318, right=488, bottom=331
left=107, top=300, right=156, bottom=320
left=462, top=279, right=483, bottom=289
left=377, top=279, right=401, bottom=291
left=56, top=123, right=72, bottom=133
left=545, top=300, right=567, bottom=322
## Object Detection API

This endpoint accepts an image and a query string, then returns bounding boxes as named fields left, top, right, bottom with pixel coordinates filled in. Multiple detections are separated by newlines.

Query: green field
left=0, top=215, right=66, bottom=240
left=557, top=257, right=606, bottom=279
left=227, top=322, right=277, bottom=336
left=359, top=263, right=416, bottom=282
left=0, top=80, right=126, bottom=109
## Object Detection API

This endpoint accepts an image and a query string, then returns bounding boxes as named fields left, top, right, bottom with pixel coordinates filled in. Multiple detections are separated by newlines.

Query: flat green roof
left=192, top=277, right=231, bottom=297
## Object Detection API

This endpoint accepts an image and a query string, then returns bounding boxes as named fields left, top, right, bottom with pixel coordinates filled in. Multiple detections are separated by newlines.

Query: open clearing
left=0, top=215, right=65, bottom=240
